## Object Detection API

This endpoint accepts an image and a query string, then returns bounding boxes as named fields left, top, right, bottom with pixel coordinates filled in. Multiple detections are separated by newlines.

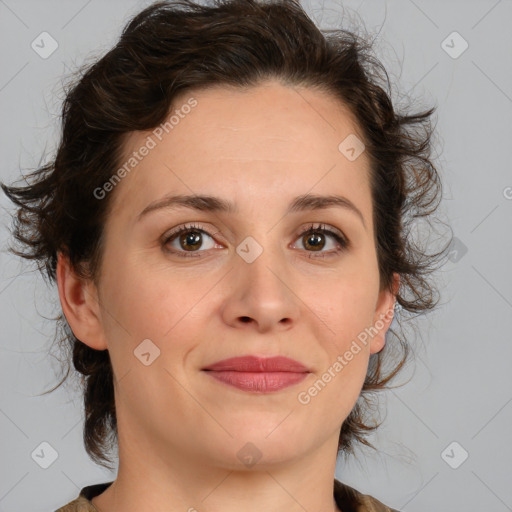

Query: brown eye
left=178, top=230, right=203, bottom=251
left=162, top=223, right=219, bottom=258
left=302, top=231, right=326, bottom=251
left=293, top=224, right=349, bottom=257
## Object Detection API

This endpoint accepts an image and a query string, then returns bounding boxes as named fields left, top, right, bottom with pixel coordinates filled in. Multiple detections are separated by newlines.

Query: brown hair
left=1, top=0, right=450, bottom=470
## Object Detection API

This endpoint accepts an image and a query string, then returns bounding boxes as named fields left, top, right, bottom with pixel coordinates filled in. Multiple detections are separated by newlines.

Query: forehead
left=163, top=81, right=363, bottom=158
left=110, top=81, right=371, bottom=220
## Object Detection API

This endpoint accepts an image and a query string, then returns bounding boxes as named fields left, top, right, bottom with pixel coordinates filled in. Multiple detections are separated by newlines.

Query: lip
left=202, top=355, right=310, bottom=372
left=202, top=356, right=311, bottom=393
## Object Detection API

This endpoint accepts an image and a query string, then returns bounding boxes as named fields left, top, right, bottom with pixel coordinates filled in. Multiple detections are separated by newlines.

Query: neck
left=91, top=417, right=342, bottom=512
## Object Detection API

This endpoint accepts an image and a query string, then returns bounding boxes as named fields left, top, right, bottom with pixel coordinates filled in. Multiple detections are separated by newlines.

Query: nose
left=220, top=241, right=300, bottom=333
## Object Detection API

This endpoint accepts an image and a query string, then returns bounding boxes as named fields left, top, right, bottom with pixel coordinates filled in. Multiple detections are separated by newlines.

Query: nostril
left=240, top=316, right=251, bottom=323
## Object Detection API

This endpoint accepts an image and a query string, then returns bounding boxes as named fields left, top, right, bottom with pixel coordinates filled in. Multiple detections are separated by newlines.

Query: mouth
left=201, top=355, right=311, bottom=393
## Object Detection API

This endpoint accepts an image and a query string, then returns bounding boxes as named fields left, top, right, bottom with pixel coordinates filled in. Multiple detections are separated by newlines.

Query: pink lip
left=202, top=355, right=310, bottom=372
left=202, top=356, right=310, bottom=393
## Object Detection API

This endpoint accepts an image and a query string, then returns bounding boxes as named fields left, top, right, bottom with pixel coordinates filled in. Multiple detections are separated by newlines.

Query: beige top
left=55, top=479, right=399, bottom=512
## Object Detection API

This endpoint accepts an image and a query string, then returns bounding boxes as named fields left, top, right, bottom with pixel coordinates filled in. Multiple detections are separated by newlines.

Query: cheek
left=100, top=251, right=201, bottom=336
left=305, top=268, right=379, bottom=342
left=97, top=259, right=204, bottom=391
left=303, top=299, right=373, bottom=420
left=296, top=335, right=371, bottom=430
left=94, top=263, right=172, bottom=380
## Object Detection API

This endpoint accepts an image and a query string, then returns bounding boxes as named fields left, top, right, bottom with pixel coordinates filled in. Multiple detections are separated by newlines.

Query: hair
left=1, top=0, right=451, bottom=470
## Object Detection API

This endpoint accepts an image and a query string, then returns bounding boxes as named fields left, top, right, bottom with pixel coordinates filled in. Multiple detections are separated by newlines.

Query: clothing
left=55, top=479, right=399, bottom=512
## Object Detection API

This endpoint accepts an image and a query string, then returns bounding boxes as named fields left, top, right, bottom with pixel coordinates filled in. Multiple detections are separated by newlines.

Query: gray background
left=1, top=0, right=511, bottom=510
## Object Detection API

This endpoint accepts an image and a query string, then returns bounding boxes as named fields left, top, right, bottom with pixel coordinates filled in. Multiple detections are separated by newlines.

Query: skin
left=57, top=80, right=398, bottom=512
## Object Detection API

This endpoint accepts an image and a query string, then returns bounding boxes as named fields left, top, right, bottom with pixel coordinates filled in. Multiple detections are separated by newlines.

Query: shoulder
left=57, top=479, right=398, bottom=512
left=54, top=482, right=113, bottom=512
left=334, top=479, right=400, bottom=512
left=54, top=495, right=98, bottom=512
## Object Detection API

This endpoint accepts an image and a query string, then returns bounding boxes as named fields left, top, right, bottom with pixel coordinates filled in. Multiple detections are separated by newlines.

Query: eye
left=162, top=223, right=222, bottom=258
left=292, top=223, right=349, bottom=258
left=162, top=222, right=349, bottom=259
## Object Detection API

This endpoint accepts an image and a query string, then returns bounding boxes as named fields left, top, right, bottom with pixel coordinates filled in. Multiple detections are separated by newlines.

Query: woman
left=1, top=0, right=448, bottom=510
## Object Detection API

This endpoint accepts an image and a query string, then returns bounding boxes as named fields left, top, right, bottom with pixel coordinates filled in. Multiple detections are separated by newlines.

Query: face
left=61, top=80, right=397, bottom=469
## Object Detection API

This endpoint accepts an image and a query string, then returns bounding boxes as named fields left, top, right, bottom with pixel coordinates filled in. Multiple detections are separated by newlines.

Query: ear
left=56, top=251, right=108, bottom=351
left=369, top=272, right=400, bottom=355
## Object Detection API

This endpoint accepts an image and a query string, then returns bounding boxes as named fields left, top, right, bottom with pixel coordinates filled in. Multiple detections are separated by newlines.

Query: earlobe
left=56, top=251, right=108, bottom=351
left=369, top=273, right=400, bottom=355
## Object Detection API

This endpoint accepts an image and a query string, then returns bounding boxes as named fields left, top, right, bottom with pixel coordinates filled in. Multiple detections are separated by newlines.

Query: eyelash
left=161, top=222, right=349, bottom=259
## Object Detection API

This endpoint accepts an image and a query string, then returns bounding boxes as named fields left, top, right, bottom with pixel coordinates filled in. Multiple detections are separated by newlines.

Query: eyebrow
left=137, top=193, right=366, bottom=228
